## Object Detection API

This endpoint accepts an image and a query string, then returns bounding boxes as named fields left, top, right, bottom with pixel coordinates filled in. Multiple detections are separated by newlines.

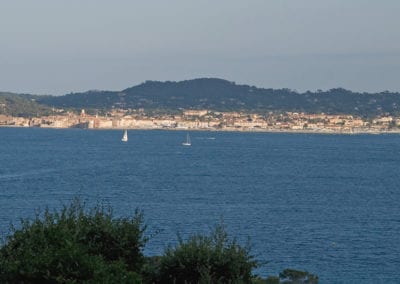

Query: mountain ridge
left=2, top=78, right=400, bottom=117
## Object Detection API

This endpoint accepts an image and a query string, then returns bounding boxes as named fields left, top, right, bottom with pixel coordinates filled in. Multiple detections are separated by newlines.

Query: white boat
left=121, top=130, right=128, bottom=142
left=182, top=133, right=191, bottom=146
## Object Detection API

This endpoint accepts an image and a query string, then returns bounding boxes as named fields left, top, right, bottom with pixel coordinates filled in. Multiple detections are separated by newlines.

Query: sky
left=0, top=0, right=399, bottom=95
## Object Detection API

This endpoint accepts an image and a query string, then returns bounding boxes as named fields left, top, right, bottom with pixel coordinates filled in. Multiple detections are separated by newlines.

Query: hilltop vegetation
left=0, top=92, right=53, bottom=117
left=3, top=78, right=400, bottom=117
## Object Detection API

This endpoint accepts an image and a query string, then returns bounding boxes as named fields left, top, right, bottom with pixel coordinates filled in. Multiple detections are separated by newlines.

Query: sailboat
left=121, top=129, right=128, bottom=142
left=182, top=133, right=191, bottom=146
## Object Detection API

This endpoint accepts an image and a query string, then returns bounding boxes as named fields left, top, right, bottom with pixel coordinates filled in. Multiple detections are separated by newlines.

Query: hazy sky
left=1, top=0, right=399, bottom=95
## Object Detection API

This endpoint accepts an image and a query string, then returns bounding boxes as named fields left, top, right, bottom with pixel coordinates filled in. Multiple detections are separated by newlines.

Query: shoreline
left=1, top=125, right=400, bottom=135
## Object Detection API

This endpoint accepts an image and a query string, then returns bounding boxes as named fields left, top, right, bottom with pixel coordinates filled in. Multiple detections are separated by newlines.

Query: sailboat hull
left=182, top=133, right=191, bottom=146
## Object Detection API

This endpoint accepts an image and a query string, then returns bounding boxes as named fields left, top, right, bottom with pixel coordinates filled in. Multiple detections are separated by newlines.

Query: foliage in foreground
left=0, top=199, right=146, bottom=283
left=253, top=269, right=319, bottom=284
left=153, top=224, right=256, bottom=283
left=0, top=199, right=317, bottom=283
left=279, top=269, right=319, bottom=283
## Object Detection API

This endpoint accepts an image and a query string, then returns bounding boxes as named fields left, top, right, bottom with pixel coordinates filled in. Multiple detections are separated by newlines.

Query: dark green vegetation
left=0, top=200, right=146, bottom=283
left=279, top=269, right=319, bottom=284
left=0, top=92, right=53, bottom=117
left=153, top=226, right=256, bottom=283
left=0, top=200, right=317, bottom=283
left=36, top=78, right=400, bottom=117
left=2, top=78, right=400, bottom=117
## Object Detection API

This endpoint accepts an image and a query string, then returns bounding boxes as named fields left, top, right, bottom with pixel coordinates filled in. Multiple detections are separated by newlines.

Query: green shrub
left=252, top=276, right=280, bottom=284
left=157, top=223, right=257, bottom=283
left=141, top=256, right=163, bottom=283
left=279, top=269, right=318, bottom=283
left=0, top=199, right=318, bottom=283
left=0, top=199, right=147, bottom=283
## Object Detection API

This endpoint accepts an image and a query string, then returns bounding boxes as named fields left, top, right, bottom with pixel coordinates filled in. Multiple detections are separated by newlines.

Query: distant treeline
left=2, top=78, right=400, bottom=117
left=0, top=92, right=52, bottom=117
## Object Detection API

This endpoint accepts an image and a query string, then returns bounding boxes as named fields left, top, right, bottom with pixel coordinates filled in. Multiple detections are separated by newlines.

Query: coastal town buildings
left=1, top=109, right=399, bottom=134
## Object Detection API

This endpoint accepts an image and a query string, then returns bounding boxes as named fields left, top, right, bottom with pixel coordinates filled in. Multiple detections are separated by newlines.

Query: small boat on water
left=121, top=130, right=128, bottom=142
left=182, top=133, right=191, bottom=146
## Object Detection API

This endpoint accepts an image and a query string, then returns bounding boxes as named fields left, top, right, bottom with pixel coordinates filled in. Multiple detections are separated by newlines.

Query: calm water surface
left=1, top=128, right=400, bottom=283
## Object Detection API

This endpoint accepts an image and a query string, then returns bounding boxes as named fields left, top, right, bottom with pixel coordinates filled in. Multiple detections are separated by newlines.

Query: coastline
left=2, top=110, right=400, bottom=135
left=1, top=124, right=400, bottom=135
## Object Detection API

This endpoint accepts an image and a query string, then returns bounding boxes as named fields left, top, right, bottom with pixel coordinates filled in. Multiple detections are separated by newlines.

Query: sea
left=1, top=127, right=399, bottom=283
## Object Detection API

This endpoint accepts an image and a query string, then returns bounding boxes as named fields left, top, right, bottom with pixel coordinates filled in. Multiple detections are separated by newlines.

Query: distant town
left=1, top=108, right=400, bottom=134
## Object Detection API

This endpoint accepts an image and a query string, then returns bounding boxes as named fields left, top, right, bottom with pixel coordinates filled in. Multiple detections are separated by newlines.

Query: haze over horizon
left=1, top=0, right=399, bottom=95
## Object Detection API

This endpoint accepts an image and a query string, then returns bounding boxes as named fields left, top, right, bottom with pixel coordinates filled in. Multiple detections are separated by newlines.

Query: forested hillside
left=3, top=78, right=400, bottom=117
left=0, top=93, right=52, bottom=117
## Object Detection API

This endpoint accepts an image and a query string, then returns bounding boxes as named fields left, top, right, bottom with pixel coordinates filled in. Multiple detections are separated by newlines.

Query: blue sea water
left=0, top=128, right=400, bottom=283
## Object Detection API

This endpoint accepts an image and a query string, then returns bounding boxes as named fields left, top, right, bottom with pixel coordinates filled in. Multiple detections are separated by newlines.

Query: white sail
left=182, top=133, right=191, bottom=146
left=121, top=130, right=128, bottom=142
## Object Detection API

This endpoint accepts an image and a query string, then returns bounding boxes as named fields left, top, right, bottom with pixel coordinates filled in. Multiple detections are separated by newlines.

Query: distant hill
left=3, top=78, right=400, bottom=117
left=0, top=92, right=52, bottom=117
